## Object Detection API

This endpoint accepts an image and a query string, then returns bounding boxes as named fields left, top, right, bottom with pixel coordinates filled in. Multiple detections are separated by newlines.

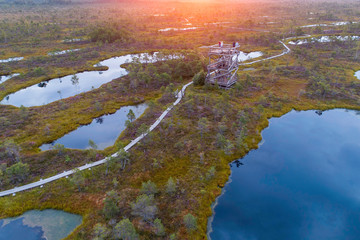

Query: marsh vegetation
left=1, top=0, right=360, bottom=239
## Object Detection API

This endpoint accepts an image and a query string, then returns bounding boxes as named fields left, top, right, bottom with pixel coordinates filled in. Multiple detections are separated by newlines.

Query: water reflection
left=0, top=57, right=24, bottom=63
left=231, top=159, right=244, bottom=168
left=237, top=51, right=263, bottom=62
left=0, top=209, right=82, bottom=240
left=0, top=218, right=45, bottom=240
left=1, top=53, right=162, bottom=107
left=95, top=117, right=104, bottom=124
left=354, top=70, right=360, bottom=81
left=0, top=74, right=20, bottom=84
left=38, top=82, right=47, bottom=88
left=40, top=102, right=148, bottom=150
left=209, top=109, right=360, bottom=240
left=47, top=49, right=80, bottom=56
left=289, top=36, right=360, bottom=45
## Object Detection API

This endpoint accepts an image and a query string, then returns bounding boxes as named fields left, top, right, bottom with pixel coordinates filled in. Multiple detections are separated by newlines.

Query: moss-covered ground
left=1, top=1, right=360, bottom=239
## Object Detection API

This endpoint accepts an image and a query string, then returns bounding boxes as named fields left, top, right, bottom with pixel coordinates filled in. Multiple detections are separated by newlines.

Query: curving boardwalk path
left=0, top=41, right=291, bottom=198
left=240, top=41, right=290, bottom=65
left=0, top=82, right=193, bottom=197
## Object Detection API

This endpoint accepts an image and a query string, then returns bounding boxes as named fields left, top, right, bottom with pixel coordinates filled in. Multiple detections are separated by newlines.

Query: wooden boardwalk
left=0, top=41, right=291, bottom=198
left=0, top=82, right=192, bottom=197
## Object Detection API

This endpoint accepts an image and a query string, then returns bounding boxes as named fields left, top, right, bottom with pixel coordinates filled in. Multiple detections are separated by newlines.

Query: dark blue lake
left=40, top=102, right=148, bottom=150
left=209, top=109, right=360, bottom=240
left=0, top=209, right=82, bottom=240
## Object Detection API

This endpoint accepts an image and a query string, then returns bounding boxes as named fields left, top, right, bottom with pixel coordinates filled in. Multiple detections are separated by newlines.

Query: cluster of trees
left=180, top=90, right=265, bottom=158
left=0, top=140, right=29, bottom=186
left=95, top=177, right=197, bottom=239
left=182, top=92, right=252, bottom=156
left=0, top=19, right=62, bottom=43
left=192, top=70, right=206, bottom=86
left=290, top=43, right=360, bottom=101
left=125, top=50, right=204, bottom=90
left=104, top=149, right=131, bottom=176
left=241, top=32, right=281, bottom=47
left=318, top=12, right=339, bottom=21
left=305, top=73, right=359, bottom=101
left=232, top=73, right=263, bottom=95
left=89, top=23, right=132, bottom=44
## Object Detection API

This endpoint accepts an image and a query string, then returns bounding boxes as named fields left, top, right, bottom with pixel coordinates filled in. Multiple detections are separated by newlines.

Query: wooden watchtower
left=205, top=42, right=240, bottom=88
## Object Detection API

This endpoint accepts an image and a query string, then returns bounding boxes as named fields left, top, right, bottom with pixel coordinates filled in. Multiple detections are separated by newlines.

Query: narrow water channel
left=209, top=109, right=360, bottom=240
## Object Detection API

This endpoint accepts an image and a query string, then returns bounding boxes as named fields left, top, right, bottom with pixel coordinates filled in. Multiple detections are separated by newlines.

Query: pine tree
left=140, top=180, right=158, bottom=195
left=165, top=177, right=177, bottom=195
left=93, top=223, right=110, bottom=240
left=153, top=218, right=166, bottom=236
left=127, top=109, right=136, bottom=122
left=113, top=218, right=139, bottom=240
left=131, top=194, right=158, bottom=222
left=103, top=190, right=120, bottom=219
left=70, top=168, right=85, bottom=192
left=183, top=213, right=197, bottom=232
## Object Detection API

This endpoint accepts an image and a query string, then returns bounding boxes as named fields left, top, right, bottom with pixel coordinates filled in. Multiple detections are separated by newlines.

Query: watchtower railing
left=205, top=43, right=241, bottom=88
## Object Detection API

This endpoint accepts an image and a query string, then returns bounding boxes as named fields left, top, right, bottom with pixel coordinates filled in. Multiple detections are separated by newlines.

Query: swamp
left=1, top=0, right=360, bottom=239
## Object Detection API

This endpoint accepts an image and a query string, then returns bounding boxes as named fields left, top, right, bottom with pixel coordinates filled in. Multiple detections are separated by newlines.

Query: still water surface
left=0, top=53, right=157, bottom=107
left=0, top=57, right=24, bottom=63
left=209, top=109, right=360, bottom=240
left=354, top=70, right=360, bottom=80
left=0, top=74, right=19, bottom=84
left=40, top=102, right=148, bottom=150
left=0, top=209, right=82, bottom=240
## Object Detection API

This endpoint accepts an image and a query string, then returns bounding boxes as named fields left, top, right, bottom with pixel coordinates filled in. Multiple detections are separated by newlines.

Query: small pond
left=0, top=73, right=19, bottom=84
left=0, top=57, right=24, bottom=63
left=63, top=38, right=83, bottom=43
left=0, top=209, right=82, bottom=240
left=0, top=53, right=159, bottom=107
left=209, top=109, right=360, bottom=240
left=40, top=102, right=148, bottom=150
left=354, top=70, right=360, bottom=80
left=289, top=36, right=359, bottom=45
left=48, top=49, right=80, bottom=56
left=237, top=51, right=263, bottom=62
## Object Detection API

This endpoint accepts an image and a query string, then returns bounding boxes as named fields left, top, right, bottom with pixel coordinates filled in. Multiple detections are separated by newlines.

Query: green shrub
left=193, top=70, right=206, bottom=86
left=140, top=180, right=158, bottom=195
left=183, top=213, right=197, bottom=232
left=113, top=219, right=139, bottom=240
left=6, top=161, right=29, bottom=184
